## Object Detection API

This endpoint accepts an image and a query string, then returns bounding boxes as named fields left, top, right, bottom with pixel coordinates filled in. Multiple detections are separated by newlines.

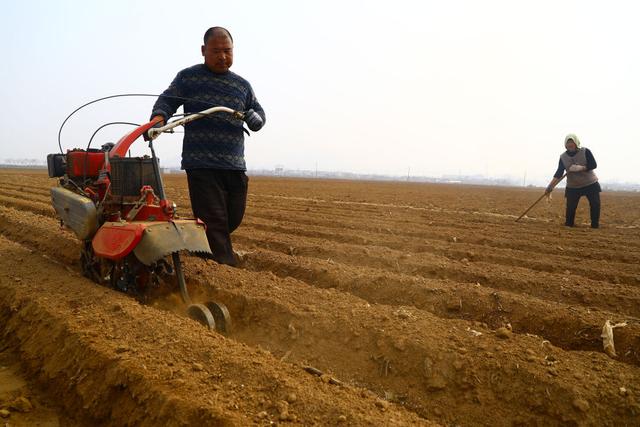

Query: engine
left=47, top=145, right=163, bottom=241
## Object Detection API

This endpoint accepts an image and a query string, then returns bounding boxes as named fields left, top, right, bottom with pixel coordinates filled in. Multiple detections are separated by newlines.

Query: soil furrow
left=244, top=192, right=640, bottom=243
left=234, top=230, right=640, bottom=319
left=0, top=187, right=52, bottom=204
left=235, top=245, right=640, bottom=366
left=0, top=206, right=80, bottom=266
left=3, top=170, right=639, bottom=426
left=0, top=235, right=431, bottom=426
left=0, top=194, right=56, bottom=218
left=240, top=216, right=640, bottom=284
left=240, top=203, right=640, bottom=263
left=0, top=179, right=56, bottom=195
left=180, top=258, right=640, bottom=426
left=2, top=190, right=638, bottom=425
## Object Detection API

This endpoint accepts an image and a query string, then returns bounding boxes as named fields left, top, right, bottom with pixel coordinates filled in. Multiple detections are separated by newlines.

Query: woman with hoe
left=545, top=134, right=601, bottom=228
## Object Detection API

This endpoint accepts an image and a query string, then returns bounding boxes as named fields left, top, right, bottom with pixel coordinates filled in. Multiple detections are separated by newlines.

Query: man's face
left=565, top=140, right=577, bottom=152
left=202, top=35, right=233, bottom=74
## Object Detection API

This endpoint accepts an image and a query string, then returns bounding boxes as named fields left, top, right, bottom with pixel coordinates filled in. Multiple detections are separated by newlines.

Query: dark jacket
left=151, top=64, right=265, bottom=170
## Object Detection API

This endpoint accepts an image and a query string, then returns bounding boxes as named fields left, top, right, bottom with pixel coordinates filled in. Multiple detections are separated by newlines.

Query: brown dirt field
left=1, top=169, right=640, bottom=426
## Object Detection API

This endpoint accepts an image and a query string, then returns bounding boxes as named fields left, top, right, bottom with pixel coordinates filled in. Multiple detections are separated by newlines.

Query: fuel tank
left=50, top=187, right=98, bottom=240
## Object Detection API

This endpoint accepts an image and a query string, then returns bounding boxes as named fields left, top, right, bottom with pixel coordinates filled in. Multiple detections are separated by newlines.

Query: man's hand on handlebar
left=144, top=107, right=254, bottom=142
left=144, top=115, right=165, bottom=141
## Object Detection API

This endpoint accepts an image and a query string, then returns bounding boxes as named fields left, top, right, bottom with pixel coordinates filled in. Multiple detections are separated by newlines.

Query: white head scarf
left=564, top=134, right=581, bottom=149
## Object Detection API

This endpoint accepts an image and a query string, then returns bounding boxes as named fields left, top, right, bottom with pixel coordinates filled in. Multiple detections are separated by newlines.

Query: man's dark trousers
left=186, top=169, right=248, bottom=265
left=565, top=184, right=601, bottom=228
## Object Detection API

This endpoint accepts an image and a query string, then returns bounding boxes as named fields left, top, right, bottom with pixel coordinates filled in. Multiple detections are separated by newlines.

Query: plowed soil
left=1, top=169, right=639, bottom=426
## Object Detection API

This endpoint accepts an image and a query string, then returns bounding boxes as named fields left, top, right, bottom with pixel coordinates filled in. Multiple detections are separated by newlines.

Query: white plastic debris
left=466, top=327, right=482, bottom=337
left=601, top=320, right=628, bottom=357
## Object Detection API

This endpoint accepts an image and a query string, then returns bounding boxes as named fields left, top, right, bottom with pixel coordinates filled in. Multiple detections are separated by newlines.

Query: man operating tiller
left=150, top=26, right=266, bottom=266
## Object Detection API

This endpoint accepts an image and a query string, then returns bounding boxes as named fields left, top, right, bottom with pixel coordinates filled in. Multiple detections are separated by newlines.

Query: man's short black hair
left=204, top=27, right=233, bottom=44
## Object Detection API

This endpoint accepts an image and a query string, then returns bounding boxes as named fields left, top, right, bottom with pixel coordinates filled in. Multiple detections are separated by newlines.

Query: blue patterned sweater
left=151, top=64, right=265, bottom=170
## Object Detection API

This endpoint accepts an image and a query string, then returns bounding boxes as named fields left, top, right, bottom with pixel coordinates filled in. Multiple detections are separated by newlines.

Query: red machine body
left=56, top=119, right=163, bottom=201
left=93, top=222, right=146, bottom=260
left=50, top=117, right=208, bottom=265
left=48, top=105, right=230, bottom=331
left=109, top=118, right=161, bottom=160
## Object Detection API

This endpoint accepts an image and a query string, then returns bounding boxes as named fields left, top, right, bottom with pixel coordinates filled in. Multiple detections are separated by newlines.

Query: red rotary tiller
left=47, top=105, right=241, bottom=332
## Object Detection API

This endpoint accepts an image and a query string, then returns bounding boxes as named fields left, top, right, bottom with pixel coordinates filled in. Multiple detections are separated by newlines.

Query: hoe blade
left=133, top=220, right=211, bottom=265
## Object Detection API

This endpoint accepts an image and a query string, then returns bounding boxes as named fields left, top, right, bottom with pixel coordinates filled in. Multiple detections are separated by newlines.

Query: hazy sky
left=2, top=0, right=639, bottom=184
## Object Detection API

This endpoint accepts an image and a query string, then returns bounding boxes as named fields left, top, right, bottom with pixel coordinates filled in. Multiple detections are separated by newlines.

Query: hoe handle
left=515, top=174, right=566, bottom=222
left=515, top=193, right=548, bottom=222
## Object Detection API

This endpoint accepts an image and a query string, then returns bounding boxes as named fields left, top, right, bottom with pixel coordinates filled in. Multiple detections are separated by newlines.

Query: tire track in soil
left=234, top=229, right=640, bottom=319
left=0, top=236, right=432, bottom=426
left=234, top=245, right=640, bottom=367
